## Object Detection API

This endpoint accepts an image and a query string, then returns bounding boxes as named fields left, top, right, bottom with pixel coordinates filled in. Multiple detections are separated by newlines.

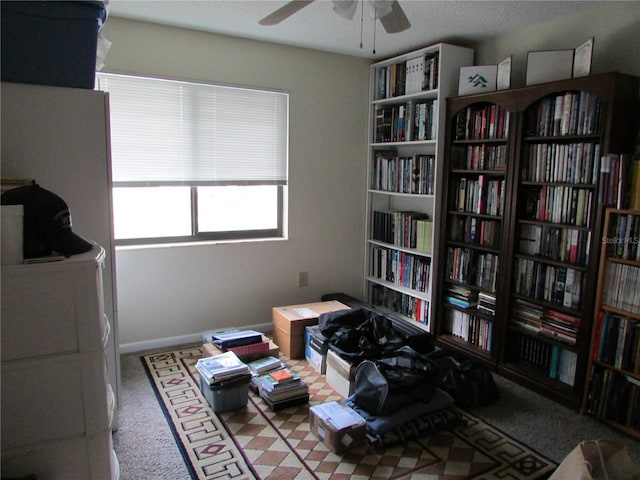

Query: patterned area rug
left=142, top=346, right=557, bottom=480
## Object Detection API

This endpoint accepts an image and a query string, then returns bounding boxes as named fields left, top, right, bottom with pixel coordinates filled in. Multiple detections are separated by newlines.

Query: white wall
left=105, top=3, right=640, bottom=350
left=474, top=2, right=640, bottom=86
left=101, top=18, right=370, bottom=349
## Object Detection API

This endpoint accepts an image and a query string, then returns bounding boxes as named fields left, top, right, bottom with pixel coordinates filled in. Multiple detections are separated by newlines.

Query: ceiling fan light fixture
left=332, top=0, right=358, bottom=20
left=371, top=0, right=393, bottom=18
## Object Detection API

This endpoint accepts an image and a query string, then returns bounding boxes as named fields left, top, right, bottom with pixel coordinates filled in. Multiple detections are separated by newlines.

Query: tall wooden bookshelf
left=436, top=94, right=516, bottom=360
left=365, top=43, right=474, bottom=331
left=582, top=208, right=640, bottom=439
left=436, top=72, right=640, bottom=408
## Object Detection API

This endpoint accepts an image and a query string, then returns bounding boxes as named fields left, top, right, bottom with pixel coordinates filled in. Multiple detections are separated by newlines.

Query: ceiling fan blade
left=379, top=0, right=411, bottom=33
left=258, top=0, right=315, bottom=26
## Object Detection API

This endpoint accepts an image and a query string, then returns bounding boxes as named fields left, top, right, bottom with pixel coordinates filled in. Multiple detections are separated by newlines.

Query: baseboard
left=119, top=322, right=274, bottom=355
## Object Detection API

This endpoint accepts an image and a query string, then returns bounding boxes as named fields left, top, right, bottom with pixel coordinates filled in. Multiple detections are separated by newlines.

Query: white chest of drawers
left=1, top=246, right=118, bottom=479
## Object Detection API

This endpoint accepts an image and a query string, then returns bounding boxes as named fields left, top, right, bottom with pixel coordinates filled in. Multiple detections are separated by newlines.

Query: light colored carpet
left=113, top=343, right=640, bottom=480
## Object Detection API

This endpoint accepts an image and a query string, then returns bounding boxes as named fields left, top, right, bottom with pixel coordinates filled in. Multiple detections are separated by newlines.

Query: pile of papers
left=195, top=351, right=250, bottom=386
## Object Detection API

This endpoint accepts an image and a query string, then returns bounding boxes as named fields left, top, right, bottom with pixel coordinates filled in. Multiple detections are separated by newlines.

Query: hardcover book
left=211, top=329, right=263, bottom=349
left=247, top=356, right=283, bottom=375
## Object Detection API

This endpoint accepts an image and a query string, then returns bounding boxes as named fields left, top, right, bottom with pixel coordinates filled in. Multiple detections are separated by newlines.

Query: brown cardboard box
left=272, top=301, right=349, bottom=359
left=309, top=401, right=366, bottom=453
left=325, top=349, right=356, bottom=398
left=202, top=336, right=280, bottom=362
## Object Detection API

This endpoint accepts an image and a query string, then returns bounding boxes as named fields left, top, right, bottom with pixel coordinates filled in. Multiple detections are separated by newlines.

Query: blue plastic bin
left=1, top=1, right=108, bottom=89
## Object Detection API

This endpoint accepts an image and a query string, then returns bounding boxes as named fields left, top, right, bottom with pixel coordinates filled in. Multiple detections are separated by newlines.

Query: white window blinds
left=96, top=73, right=288, bottom=186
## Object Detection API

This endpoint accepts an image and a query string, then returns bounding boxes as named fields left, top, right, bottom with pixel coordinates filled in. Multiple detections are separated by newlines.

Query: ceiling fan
left=259, top=0, right=411, bottom=34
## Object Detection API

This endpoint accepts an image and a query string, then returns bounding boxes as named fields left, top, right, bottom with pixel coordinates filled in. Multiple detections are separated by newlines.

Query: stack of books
left=253, top=367, right=309, bottom=411
left=202, top=328, right=273, bottom=360
left=195, top=351, right=251, bottom=386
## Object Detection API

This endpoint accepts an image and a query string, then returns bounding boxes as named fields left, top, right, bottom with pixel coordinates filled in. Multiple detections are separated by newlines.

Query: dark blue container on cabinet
left=1, top=1, right=108, bottom=89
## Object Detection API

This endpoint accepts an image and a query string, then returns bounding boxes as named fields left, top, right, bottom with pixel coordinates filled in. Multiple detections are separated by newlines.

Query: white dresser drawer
left=1, top=247, right=107, bottom=362
left=1, top=428, right=115, bottom=480
left=1, top=350, right=110, bottom=449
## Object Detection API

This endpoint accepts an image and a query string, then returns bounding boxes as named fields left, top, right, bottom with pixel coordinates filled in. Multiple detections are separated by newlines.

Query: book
left=211, top=329, right=263, bottom=349
left=247, top=356, right=283, bottom=375
left=225, top=339, right=270, bottom=357
left=267, top=368, right=299, bottom=385
left=261, top=393, right=309, bottom=411
left=195, top=351, right=250, bottom=384
left=260, top=381, right=309, bottom=403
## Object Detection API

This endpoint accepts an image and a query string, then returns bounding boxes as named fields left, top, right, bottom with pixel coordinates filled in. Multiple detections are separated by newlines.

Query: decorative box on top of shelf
left=582, top=208, right=640, bottom=439
left=365, top=43, right=474, bottom=331
left=436, top=72, right=640, bottom=410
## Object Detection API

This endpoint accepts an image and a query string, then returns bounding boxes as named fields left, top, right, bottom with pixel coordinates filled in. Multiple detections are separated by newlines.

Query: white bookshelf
left=364, top=43, right=474, bottom=332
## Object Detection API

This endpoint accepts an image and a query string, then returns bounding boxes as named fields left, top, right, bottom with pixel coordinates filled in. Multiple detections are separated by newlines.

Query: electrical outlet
left=298, top=271, right=308, bottom=288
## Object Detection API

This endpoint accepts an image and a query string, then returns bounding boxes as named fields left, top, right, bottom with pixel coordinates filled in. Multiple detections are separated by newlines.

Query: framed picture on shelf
left=573, top=37, right=594, bottom=78
left=497, top=56, right=512, bottom=90
left=458, top=65, right=497, bottom=95
left=525, top=49, right=574, bottom=85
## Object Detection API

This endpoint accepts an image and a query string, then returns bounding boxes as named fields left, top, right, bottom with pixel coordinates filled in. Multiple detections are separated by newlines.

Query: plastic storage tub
left=198, top=373, right=251, bottom=413
left=1, top=1, right=107, bottom=89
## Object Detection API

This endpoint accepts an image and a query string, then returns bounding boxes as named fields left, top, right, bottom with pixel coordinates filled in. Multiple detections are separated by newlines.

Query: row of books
left=521, top=185, right=593, bottom=227
left=524, top=90, right=602, bottom=138
left=513, top=258, right=583, bottom=309
left=371, top=210, right=432, bottom=253
left=511, top=299, right=581, bottom=346
left=444, top=309, right=493, bottom=352
left=369, top=284, right=429, bottom=325
left=522, top=141, right=600, bottom=184
left=449, top=144, right=508, bottom=171
left=585, top=369, right=640, bottom=429
left=451, top=176, right=505, bottom=216
left=370, top=246, right=431, bottom=293
left=603, top=262, right=640, bottom=315
left=449, top=216, right=501, bottom=249
left=630, top=161, right=640, bottom=210
left=374, top=52, right=439, bottom=100
left=446, top=247, right=499, bottom=292
left=518, top=223, right=591, bottom=266
left=508, top=332, right=577, bottom=386
left=370, top=152, right=435, bottom=195
left=606, top=212, right=640, bottom=260
left=453, top=104, right=511, bottom=141
left=598, top=153, right=633, bottom=208
left=593, top=312, right=640, bottom=373
left=373, top=100, right=437, bottom=143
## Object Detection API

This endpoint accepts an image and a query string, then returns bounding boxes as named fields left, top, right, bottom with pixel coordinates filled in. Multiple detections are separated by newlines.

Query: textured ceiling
left=107, top=0, right=609, bottom=59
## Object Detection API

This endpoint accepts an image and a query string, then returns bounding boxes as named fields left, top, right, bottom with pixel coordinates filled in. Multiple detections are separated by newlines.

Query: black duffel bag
left=429, top=349, right=499, bottom=408
left=353, top=346, right=437, bottom=415
left=319, top=308, right=405, bottom=361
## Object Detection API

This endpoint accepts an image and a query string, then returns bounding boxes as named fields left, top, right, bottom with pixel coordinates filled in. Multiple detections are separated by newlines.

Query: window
left=96, top=73, right=288, bottom=245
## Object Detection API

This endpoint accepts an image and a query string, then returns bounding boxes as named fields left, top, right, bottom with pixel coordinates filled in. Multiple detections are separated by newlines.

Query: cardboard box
left=202, top=337, right=280, bottom=362
left=305, top=325, right=329, bottom=374
left=272, top=301, right=349, bottom=359
left=309, top=401, right=366, bottom=453
left=325, top=349, right=356, bottom=398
